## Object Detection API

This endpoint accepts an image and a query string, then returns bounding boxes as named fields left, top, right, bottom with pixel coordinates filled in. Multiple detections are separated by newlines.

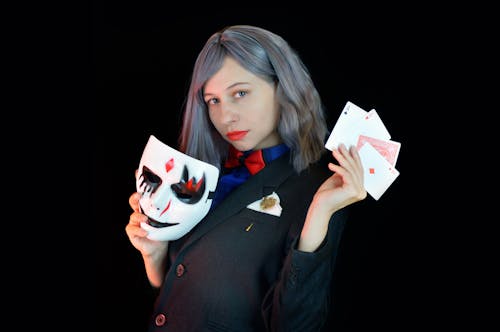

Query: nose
left=148, top=188, right=171, bottom=211
left=219, top=101, right=239, bottom=124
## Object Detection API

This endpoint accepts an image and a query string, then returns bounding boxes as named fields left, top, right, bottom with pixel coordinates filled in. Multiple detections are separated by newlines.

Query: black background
left=91, top=5, right=448, bottom=331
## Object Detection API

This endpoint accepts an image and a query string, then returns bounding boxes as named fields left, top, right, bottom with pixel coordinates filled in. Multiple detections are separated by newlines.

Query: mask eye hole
left=138, top=166, right=163, bottom=194
left=171, top=165, right=206, bottom=204
left=172, top=189, right=193, bottom=200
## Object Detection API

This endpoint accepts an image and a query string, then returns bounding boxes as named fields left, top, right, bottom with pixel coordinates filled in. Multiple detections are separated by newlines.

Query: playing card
left=358, top=142, right=399, bottom=200
left=326, top=104, right=392, bottom=150
left=357, top=134, right=401, bottom=166
left=325, top=101, right=367, bottom=150
left=359, top=109, right=391, bottom=141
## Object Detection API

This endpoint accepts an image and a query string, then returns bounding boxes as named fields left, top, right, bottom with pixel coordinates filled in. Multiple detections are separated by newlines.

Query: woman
left=126, top=25, right=366, bottom=331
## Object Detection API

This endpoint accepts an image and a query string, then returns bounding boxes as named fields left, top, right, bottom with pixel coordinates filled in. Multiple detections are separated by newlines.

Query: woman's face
left=203, top=57, right=282, bottom=151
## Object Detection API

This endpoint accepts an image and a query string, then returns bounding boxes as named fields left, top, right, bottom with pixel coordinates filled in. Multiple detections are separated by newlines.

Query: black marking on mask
left=171, top=165, right=206, bottom=204
left=138, top=166, right=162, bottom=194
left=147, top=217, right=179, bottom=228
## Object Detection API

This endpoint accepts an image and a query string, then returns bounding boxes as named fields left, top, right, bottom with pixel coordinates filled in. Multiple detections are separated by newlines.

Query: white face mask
left=136, top=135, right=219, bottom=241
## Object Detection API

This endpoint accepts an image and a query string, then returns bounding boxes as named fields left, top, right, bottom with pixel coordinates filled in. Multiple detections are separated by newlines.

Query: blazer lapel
left=179, top=152, right=295, bottom=250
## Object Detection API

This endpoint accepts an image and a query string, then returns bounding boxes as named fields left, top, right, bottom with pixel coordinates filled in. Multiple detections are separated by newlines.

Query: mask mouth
left=147, top=217, right=179, bottom=228
left=139, top=203, right=179, bottom=228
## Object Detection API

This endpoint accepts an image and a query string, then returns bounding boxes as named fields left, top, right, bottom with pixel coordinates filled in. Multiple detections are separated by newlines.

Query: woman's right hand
left=125, top=192, right=169, bottom=258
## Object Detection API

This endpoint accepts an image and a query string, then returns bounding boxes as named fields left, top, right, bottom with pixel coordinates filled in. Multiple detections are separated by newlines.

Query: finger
left=331, top=144, right=345, bottom=164
left=329, top=156, right=364, bottom=187
left=325, top=167, right=345, bottom=187
left=129, top=192, right=141, bottom=212
left=349, top=145, right=364, bottom=170
left=125, top=221, right=149, bottom=238
left=129, top=211, right=148, bottom=226
left=329, top=162, right=367, bottom=200
left=347, top=146, right=365, bottom=184
left=328, top=162, right=351, bottom=183
left=342, top=147, right=367, bottom=198
left=332, top=144, right=356, bottom=172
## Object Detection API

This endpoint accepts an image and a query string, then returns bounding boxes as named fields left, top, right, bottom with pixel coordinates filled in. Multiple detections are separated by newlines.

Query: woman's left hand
left=299, top=144, right=366, bottom=252
left=314, top=143, right=367, bottom=214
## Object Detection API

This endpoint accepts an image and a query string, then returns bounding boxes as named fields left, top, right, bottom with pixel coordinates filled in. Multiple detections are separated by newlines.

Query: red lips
left=226, top=131, right=248, bottom=141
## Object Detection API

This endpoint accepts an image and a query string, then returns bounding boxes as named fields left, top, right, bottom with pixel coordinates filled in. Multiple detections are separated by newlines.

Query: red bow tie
left=224, top=145, right=266, bottom=175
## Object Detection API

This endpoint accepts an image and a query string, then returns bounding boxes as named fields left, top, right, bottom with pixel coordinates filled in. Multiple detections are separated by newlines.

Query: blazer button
left=176, top=263, right=185, bottom=277
left=155, top=313, right=166, bottom=326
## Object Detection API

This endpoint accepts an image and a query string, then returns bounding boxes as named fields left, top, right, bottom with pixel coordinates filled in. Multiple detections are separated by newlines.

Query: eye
left=138, top=166, right=163, bottom=194
left=205, top=97, right=219, bottom=105
left=234, top=90, right=247, bottom=98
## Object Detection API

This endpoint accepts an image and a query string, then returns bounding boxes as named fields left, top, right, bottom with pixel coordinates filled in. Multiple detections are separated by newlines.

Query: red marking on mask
left=165, top=158, right=174, bottom=172
left=369, top=168, right=375, bottom=174
left=186, top=177, right=204, bottom=192
left=159, top=199, right=171, bottom=217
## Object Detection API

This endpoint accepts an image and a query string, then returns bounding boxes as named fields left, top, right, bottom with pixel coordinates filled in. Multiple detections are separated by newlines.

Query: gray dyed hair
left=179, top=25, right=327, bottom=173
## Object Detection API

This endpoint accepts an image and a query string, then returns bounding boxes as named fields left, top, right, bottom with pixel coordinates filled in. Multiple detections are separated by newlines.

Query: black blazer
left=147, top=152, right=349, bottom=332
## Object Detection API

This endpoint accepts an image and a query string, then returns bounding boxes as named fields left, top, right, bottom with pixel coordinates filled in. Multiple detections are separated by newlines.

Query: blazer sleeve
left=262, top=207, right=349, bottom=332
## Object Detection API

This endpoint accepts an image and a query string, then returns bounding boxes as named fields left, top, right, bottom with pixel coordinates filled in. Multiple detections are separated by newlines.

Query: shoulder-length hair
left=179, top=25, right=327, bottom=173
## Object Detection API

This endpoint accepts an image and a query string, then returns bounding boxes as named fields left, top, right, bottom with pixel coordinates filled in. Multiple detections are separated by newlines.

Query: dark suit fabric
left=147, top=152, right=349, bottom=332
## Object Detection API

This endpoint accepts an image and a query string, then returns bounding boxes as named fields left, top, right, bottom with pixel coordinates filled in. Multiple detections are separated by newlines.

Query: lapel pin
left=260, top=196, right=277, bottom=210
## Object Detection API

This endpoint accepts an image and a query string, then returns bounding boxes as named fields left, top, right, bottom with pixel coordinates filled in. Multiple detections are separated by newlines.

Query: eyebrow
left=204, top=82, right=250, bottom=98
